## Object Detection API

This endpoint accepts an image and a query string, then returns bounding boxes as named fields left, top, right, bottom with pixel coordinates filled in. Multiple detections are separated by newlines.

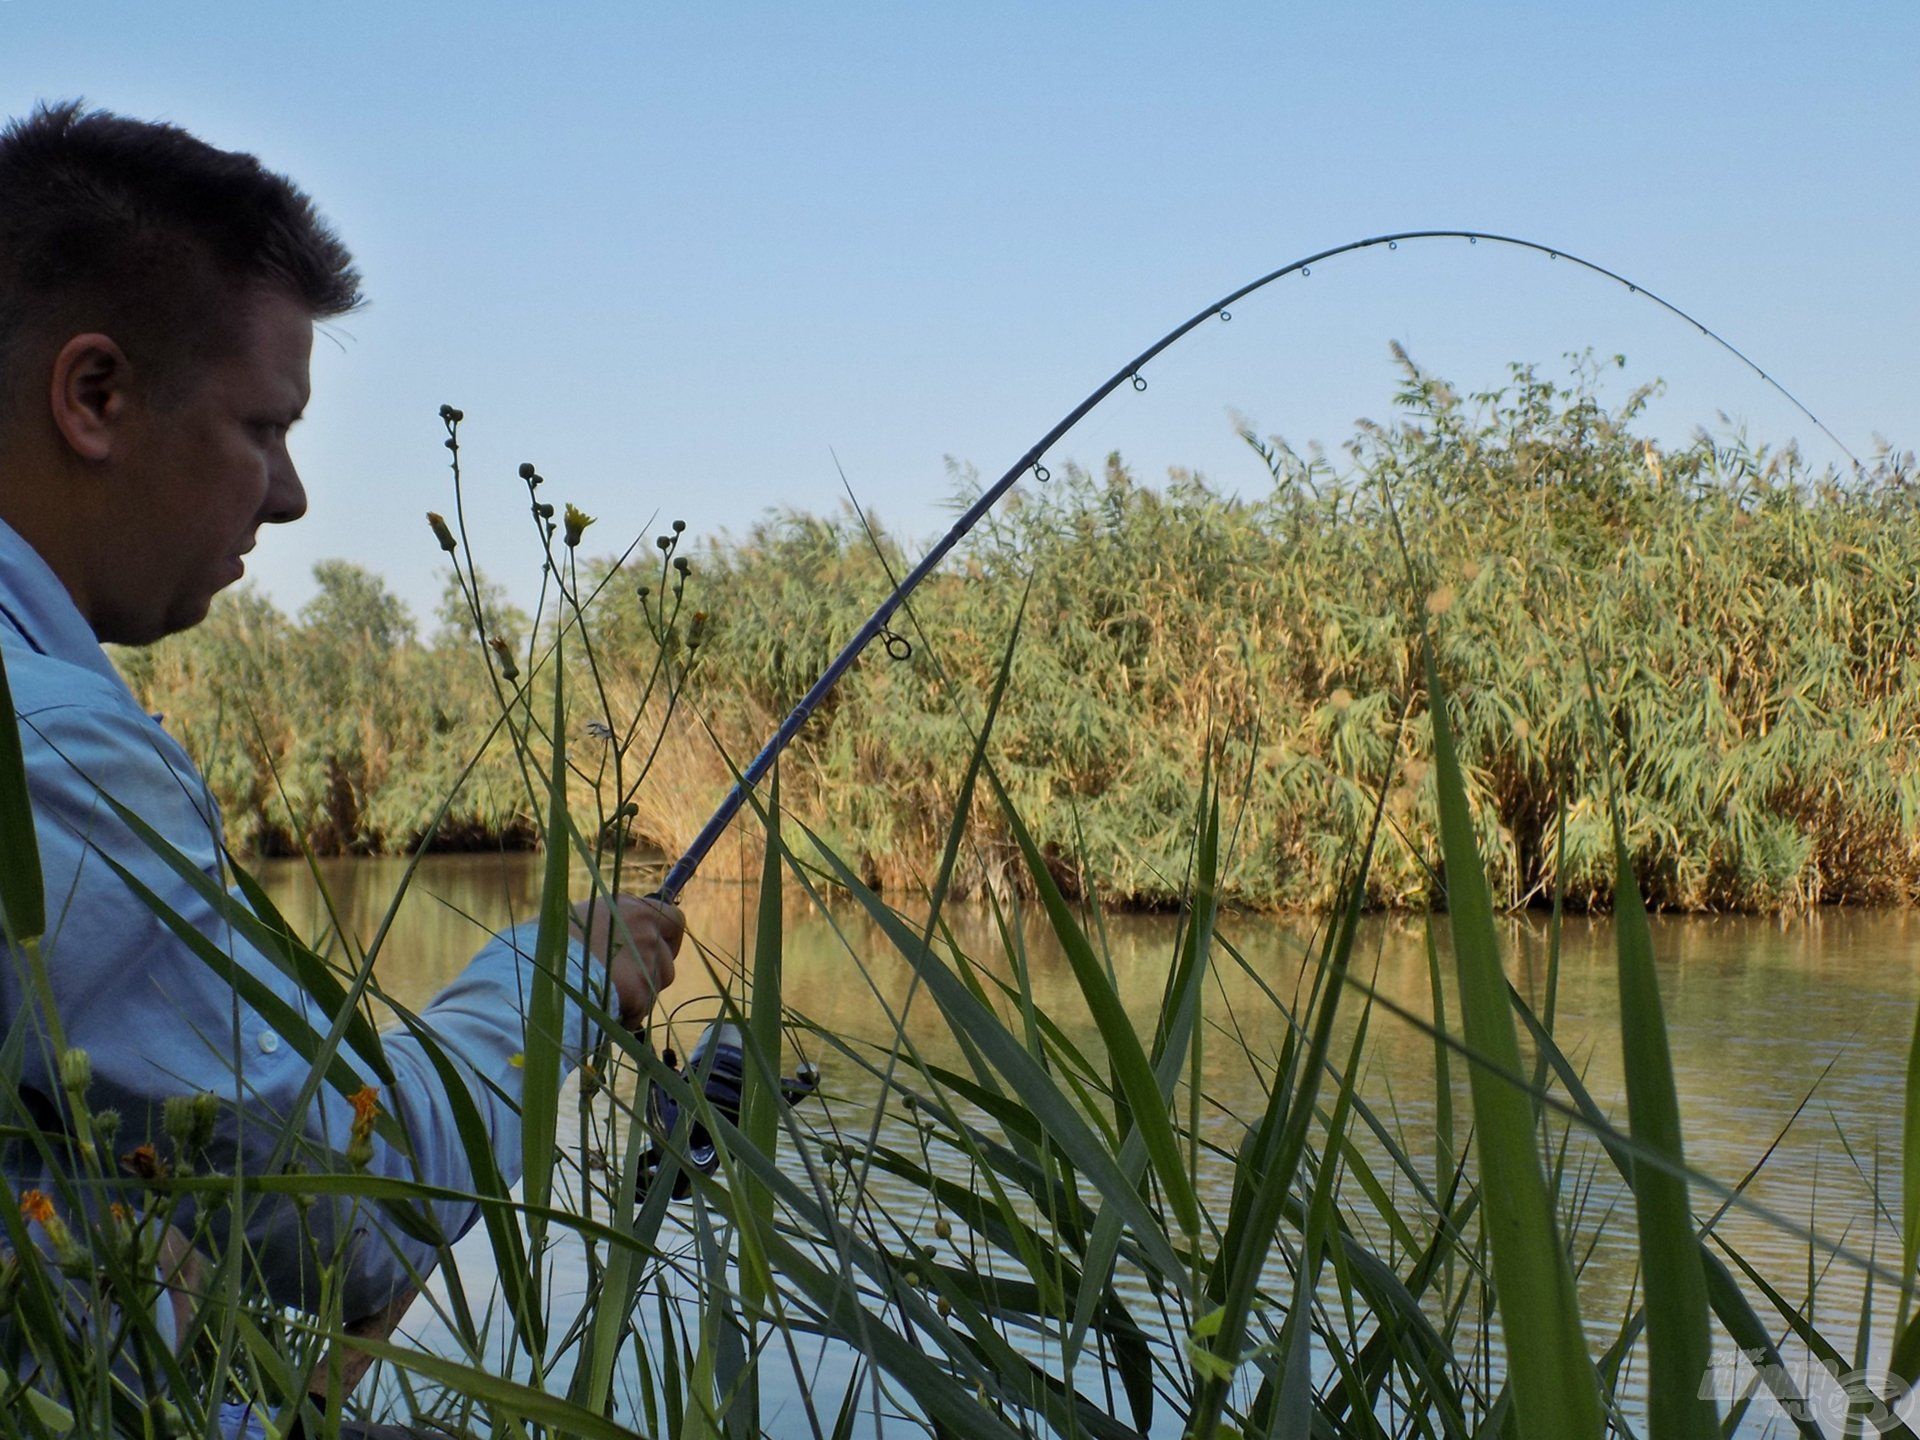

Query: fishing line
left=655, top=228, right=1858, bottom=905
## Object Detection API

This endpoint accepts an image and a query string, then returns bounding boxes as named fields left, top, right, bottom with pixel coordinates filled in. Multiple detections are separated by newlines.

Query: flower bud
left=656, top=535, right=672, bottom=552
left=347, top=1085, right=381, bottom=1169
left=438, top=403, right=456, bottom=420
left=20, top=1191, right=82, bottom=1271
left=60, top=1047, right=91, bottom=1095
left=518, top=462, right=537, bottom=480
left=191, top=1091, right=220, bottom=1149
left=934, top=1218, right=953, bottom=1241
left=161, top=1091, right=218, bottom=1161
left=686, top=610, right=709, bottom=648
left=427, top=512, right=458, bottom=553
left=672, top=519, right=687, bottom=533
left=163, top=1096, right=196, bottom=1149
left=535, top=502, right=555, bottom=520
left=673, top=557, right=692, bottom=577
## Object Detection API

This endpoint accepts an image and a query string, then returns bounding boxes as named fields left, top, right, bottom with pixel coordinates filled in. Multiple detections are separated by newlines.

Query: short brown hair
left=0, top=101, right=362, bottom=415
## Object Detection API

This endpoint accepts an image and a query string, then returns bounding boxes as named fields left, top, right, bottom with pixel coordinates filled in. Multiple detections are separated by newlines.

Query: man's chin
left=98, top=595, right=217, bottom=648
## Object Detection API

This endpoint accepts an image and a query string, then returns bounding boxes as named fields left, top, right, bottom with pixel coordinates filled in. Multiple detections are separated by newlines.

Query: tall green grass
left=1, top=364, right=1915, bottom=1438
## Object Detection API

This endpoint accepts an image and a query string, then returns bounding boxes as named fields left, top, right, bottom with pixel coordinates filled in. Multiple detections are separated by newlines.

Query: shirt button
left=257, top=1031, right=281, bottom=1055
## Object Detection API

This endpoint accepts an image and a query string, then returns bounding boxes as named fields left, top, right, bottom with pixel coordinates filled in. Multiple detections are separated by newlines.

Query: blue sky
left=5, top=3, right=1915, bottom=619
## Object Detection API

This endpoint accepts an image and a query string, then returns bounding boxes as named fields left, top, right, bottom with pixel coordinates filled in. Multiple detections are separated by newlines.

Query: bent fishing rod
left=652, top=227, right=1857, bottom=909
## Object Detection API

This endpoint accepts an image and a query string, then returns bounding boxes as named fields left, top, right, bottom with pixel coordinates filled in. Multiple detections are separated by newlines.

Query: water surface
left=259, top=855, right=1920, bottom=1435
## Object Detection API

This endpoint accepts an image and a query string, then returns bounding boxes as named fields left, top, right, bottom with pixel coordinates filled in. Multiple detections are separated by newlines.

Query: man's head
left=0, top=101, right=361, bottom=644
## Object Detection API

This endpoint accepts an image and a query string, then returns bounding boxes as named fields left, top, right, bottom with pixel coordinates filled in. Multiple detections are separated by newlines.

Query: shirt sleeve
left=11, top=695, right=605, bottom=1319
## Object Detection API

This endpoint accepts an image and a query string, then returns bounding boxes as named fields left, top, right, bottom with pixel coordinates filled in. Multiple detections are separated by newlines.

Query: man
left=0, top=102, right=684, bottom=1434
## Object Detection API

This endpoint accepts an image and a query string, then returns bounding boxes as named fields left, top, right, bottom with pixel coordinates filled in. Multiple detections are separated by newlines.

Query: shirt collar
left=0, top=515, right=139, bottom=695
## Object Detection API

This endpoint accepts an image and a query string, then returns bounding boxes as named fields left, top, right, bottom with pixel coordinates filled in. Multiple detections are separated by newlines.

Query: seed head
left=427, top=512, right=458, bottom=553
left=1425, top=585, right=1456, bottom=616
left=488, top=636, right=521, bottom=681
left=1512, top=717, right=1532, bottom=741
left=1329, top=688, right=1353, bottom=712
left=122, top=1144, right=168, bottom=1182
left=687, top=610, right=709, bottom=648
left=1462, top=559, right=1482, bottom=583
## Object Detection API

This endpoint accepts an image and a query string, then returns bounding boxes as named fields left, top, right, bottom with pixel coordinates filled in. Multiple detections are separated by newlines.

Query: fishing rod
left=653, top=227, right=1858, bottom=910
left=635, top=229, right=1859, bottom=1200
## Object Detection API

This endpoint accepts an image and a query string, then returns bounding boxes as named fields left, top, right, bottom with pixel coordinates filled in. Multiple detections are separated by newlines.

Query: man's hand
left=571, top=893, right=683, bottom=1029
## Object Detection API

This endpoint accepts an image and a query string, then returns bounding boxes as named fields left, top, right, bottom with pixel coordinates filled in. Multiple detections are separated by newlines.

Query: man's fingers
left=639, top=895, right=686, bottom=949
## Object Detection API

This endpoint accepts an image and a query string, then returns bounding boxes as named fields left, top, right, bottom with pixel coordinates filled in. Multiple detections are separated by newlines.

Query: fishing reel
left=637, top=1021, right=821, bottom=1199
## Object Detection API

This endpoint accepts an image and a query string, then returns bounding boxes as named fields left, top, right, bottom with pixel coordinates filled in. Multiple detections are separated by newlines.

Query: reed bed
left=124, top=358, right=1920, bottom=913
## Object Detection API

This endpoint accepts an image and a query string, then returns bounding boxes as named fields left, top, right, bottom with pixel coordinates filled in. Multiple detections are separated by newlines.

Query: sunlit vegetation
left=123, top=357, right=1920, bottom=913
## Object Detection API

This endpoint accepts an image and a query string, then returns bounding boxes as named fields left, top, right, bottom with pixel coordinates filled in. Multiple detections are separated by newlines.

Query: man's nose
left=265, top=453, right=308, bottom=525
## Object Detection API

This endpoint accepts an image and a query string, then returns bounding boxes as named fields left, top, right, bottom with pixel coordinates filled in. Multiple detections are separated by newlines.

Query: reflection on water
left=259, top=855, right=1920, bottom=1434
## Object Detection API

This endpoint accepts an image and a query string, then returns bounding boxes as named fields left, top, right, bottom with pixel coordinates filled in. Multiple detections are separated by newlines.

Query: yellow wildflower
left=563, top=504, right=595, bottom=548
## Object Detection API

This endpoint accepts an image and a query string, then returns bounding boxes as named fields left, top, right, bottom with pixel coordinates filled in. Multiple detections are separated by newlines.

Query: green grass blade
left=337, top=1334, right=639, bottom=1439
left=518, top=650, right=573, bottom=1352
left=1425, top=643, right=1603, bottom=1438
left=797, top=823, right=1189, bottom=1285
left=1609, top=825, right=1719, bottom=1439
left=984, top=761, right=1201, bottom=1239
left=739, top=761, right=784, bottom=1317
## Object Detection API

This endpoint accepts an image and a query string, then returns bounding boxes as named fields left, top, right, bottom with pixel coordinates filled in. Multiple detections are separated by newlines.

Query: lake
left=257, top=853, right=1920, bottom=1436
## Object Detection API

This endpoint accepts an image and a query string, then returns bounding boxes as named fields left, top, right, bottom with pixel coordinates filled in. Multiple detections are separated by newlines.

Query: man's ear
left=48, top=333, right=135, bottom=463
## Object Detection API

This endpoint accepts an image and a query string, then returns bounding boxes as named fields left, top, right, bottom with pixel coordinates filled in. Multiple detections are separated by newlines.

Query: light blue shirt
left=0, top=515, right=601, bottom=1331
